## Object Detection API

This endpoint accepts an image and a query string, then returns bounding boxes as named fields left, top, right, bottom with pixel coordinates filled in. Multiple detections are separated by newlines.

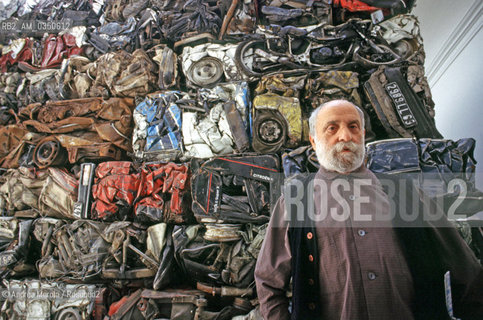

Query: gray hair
left=309, top=100, right=365, bottom=138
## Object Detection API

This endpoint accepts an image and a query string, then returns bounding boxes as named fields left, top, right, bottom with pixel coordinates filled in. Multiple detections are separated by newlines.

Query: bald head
left=309, top=100, right=365, bottom=139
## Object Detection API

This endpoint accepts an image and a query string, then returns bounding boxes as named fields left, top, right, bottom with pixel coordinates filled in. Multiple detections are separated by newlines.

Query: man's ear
left=309, top=135, right=316, bottom=151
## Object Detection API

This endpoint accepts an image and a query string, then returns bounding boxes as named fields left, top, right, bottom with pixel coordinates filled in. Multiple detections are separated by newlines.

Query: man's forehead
left=317, top=104, right=361, bottom=125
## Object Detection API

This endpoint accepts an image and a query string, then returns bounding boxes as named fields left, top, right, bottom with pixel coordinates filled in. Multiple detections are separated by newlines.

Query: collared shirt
left=255, top=166, right=415, bottom=320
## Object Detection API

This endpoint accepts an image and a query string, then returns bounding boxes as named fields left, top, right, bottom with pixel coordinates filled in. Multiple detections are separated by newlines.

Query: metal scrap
left=132, top=91, right=188, bottom=161
left=180, top=43, right=247, bottom=88
left=182, top=82, right=250, bottom=158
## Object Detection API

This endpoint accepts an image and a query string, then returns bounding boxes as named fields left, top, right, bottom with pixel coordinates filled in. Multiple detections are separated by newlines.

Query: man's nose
left=338, top=126, right=352, bottom=142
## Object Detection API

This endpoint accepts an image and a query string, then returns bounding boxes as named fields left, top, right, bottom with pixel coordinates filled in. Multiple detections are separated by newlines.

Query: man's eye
left=350, top=124, right=359, bottom=130
left=327, top=126, right=336, bottom=132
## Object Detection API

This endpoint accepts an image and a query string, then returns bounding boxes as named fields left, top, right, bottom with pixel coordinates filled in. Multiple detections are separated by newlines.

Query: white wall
left=413, top=0, right=483, bottom=189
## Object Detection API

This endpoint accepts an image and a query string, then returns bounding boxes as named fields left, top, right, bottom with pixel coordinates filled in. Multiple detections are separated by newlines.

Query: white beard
left=315, top=137, right=365, bottom=174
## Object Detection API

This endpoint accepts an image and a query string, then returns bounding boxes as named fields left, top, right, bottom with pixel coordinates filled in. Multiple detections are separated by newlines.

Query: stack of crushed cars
left=0, top=0, right=481, bottom=319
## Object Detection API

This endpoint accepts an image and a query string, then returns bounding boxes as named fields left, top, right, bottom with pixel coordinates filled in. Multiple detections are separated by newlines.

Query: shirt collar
left=315, top=164, right=371, bottom=181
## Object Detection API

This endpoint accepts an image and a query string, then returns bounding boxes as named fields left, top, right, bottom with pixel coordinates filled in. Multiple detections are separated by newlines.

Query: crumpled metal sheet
left=174, top=223, right=267, bottom=289
left=93, top=49, right=158, bottom=97
left=135, top=162, right=193, bottom=224
left=367, top=138, right=476, bottom=176
left=159, top=0, right=222, bottom=42
left=111, top=49, right=158, bottom=97
left=304, top=70, right=362, bottom=109
left=419, top=138, right=477, bottom=182
left=61, top=26, right=87, bottom=48
left=123, top=0, right=150, bottom=20
left=91, top=161, right=139, bottom=221
left=0, top=38, right=32, bottom=73
left=376, top=14, right=424, bottom=63
left=261, top=0, right=332, bottom=26
left=107, top=288, right=234, bottom=320
left=378, top=14, right=422, bottom=43
left=365, top=138, right=483, bottom=218
left=0, top=68, right=61, bottom=107
left=181, top=43, right=247, bottom=88
left=91, top=16, right=137, bottom=51
left=62, top=47, right=166, bottom=99
left=146, top=223, right=167, bottom=263
left=1, top=38, right=26, bottom=57
left=0, top=125, right=28, bottom=159
left=261, top=6, right=304, bottom=23
left=255, top=73, right=307, bottom=98
left=203, top=223, right=242, bottom=242
left=111, top=288, right=255, bottom=318
left=150, top=44, right=178, bottom=90
left=199, top=81, right=250, bottom=130
left=38, top=167, right=78, bottom=219
left=104, top=0, right=128, bottom=22
left=0, top=166, right=78, bottom=219
left=0, top=32, right=84, bottom=73
left=252, top=93, right=304, bottom=153
left=366, top=137, right=478, bottom=183
left=91, top=161, right=193, bottom=223
left=59, top=55, right=94, bottom=99
left=0, top=130, right=40, bottom=169
left=366, top=138, right=421, bottom=174
left=64, top=43, right=171, bottom=94
left=0, top=167, right=47, bottom=216
left=16, top=33, right=84, bottom=71
left=0, top=218, right=35, bottom=279
left=0, top=106, right=13, bottom=127
left=0, top=72, right=22, bottom=109
left=19, top=97, right=107, bottom=127
left=0, top=0, right=18, bottom=21
left=16, top=97, right=134, bottom=165
left=407, top=64, right=435, bottom=117
left=103, top=0, right=149, bottom=22
left=1, top=279, right=98, bottom=320
left=52, top=136, right=122, bottom=165
left=132, top=91, right=188, bottom=161
left=88, top=50, right=129, bottom=96
left=191, top=154, right=279, bottom=224
left=282, top=145, right=319, bottom=177
left=9, top=0, right=101, bottom=22
left=223, top=0, right=257, bottom=36
left=182, top=108, right=234, bottom=158
left=100, top=221, right=160, bottom=279
left=183, top=82, right=250, bottom=159
left=33, top=218, right=161, bottom=280
left=23, top=68, right=62, bottom=104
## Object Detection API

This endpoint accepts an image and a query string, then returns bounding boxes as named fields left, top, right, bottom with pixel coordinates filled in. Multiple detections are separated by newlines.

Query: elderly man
left=255, top=100, right=482, bottom=320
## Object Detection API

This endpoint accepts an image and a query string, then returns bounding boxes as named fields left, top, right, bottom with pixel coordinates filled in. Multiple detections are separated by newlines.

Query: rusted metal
left=203, top=223, right=242, bottom=242
left=219, top=0, right=240, bottom=40
left=197, top=282, right=254, bottom=297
